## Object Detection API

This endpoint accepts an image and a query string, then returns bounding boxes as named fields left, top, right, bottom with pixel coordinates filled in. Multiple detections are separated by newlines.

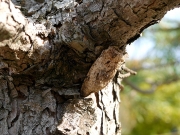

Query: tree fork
left=0, top=0, right=180, bottom=134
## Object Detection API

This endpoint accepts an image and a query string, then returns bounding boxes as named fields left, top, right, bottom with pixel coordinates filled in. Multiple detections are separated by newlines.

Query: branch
left=123, top=75, right=180, bottom=94
left=156, top=75, right=180, bottom=85
left=1, top=0, right=180, bottom=88
left=123, top=79, right=156, bottom=94
left=133, top=60, right=180, bottom=71
left=151, top=27, right=180, bottom=32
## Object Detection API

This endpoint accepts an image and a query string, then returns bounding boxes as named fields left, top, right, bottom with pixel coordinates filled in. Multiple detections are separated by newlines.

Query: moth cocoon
left=81, top=46, right=127, bottom=97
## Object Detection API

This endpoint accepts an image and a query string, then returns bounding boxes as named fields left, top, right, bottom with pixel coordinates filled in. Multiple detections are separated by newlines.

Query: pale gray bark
left=0, top=0, right=180, bottom=135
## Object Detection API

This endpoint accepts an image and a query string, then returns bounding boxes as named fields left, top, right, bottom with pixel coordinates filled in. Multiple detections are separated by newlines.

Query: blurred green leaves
left=121, top=81, right=180, bottom=135
left=121, top=10, right=180, bottom=135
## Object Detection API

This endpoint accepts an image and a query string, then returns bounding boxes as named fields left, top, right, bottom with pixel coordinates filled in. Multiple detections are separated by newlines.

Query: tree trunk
left=0, top=0, right=180, bottom=134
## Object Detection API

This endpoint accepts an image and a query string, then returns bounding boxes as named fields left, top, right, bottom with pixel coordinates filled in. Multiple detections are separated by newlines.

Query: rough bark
left=0, top=0, right=180, bottom=135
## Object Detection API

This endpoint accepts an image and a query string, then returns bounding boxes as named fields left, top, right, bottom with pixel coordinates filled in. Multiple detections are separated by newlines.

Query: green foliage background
left=121, top=9, right=180, bottom=135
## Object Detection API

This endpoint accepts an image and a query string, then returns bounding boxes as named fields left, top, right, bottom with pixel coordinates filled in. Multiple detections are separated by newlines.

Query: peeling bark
left=0, top=0, right=180, bottom=134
